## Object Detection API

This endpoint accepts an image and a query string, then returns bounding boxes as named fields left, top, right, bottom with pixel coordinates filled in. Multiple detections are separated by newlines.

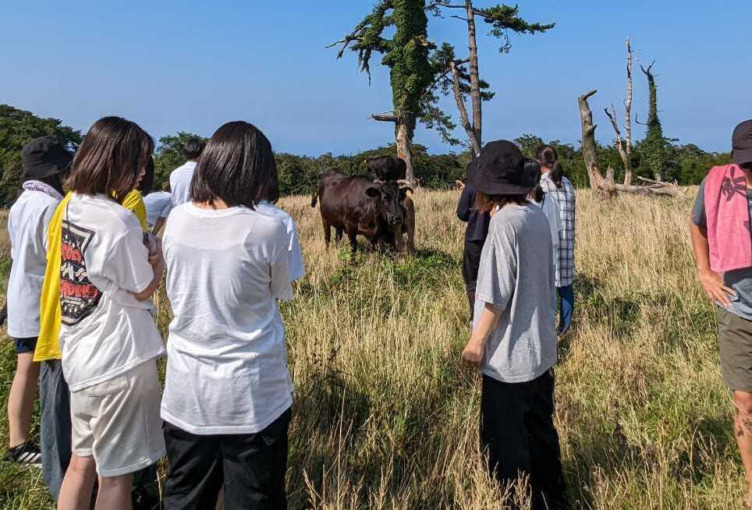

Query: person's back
left=169, top=137, right=205, bottom=208
left=476, top=203, right=556, bottom=382
left=8, top=190, right=60, bottom=339
left=143, top=191, right=172, bottom=229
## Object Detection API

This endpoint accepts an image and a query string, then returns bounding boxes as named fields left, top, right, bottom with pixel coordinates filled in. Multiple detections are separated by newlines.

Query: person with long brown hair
left=56, top=117, right=166, bottom=510
left=536, top=145, right=576, bottom=336
left=461, top=141, right=566, bottom=509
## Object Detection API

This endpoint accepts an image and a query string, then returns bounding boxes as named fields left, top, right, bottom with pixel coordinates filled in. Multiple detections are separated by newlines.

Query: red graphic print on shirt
left=60, top=220, right=102, bottom=325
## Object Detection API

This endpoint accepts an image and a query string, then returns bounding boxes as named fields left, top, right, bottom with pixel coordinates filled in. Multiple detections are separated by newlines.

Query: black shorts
left=13, top=337, right=37, bottom=355
left=163, top=407, right=291, bottom=510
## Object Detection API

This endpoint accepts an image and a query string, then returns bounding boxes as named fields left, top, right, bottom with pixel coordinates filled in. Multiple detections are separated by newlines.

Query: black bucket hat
left=467, top=140, right=535, bottom=195
left=21, top=136, right=73, bottom=181
left=733, top=120, right=752, bottom=166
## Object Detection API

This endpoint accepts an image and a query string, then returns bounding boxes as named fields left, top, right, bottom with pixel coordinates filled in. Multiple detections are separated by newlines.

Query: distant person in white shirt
left=161, top=121, right=297, bottom=508
left=143, top=182, right=172, bottom=234
left=169, top=136, right=205, bottom=208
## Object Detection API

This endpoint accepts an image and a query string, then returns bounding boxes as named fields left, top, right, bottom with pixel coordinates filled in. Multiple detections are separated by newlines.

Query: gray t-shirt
left=474, top=204, right=558, bottom=383
left=692, top=178, right=752, bottom=320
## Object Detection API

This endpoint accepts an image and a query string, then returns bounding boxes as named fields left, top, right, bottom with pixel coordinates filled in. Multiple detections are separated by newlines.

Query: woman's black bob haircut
left=190, top=121, right=279, bottom=209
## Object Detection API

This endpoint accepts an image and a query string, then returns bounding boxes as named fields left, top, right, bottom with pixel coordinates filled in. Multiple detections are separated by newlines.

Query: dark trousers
left=481, top=372, right=567, bottom=510
left=462, top=240, right=484, bottom=320
left=163, top=408, right=291, bottom=510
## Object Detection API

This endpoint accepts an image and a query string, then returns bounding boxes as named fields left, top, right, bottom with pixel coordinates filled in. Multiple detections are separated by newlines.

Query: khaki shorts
left=70, top=359, right=165, bottom=477
left=717, top=307, right=752, bottom=393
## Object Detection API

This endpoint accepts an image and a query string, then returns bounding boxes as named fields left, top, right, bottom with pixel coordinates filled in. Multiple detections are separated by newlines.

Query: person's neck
left=194, top=199, right=229, bottom=210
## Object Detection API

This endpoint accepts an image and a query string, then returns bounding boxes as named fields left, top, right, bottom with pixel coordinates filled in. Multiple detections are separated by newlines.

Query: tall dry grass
left=0, top=189, right=745, bottom=508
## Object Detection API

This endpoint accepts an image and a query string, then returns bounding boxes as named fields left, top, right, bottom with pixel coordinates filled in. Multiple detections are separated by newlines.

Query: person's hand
left=455, top=180, right=466, bottom=191
left=699, top=269, right=735, bottom=306
left=461, top=339, right=484, bottom=367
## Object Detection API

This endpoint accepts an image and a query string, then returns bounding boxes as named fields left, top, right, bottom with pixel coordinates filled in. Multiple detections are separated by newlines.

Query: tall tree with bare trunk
left=604, top=36, right=634, bottom=185
left=578, top=90, right=683, bottom=198
left=331, top=0, right=448, bottom=183
left=429, top=2, right=554, bottom=155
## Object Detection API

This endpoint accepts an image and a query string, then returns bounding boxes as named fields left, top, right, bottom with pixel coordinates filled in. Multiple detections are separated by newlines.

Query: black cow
left=311, top=171, right=407, bottom=254
left=366, top=156, right=415, bottom=254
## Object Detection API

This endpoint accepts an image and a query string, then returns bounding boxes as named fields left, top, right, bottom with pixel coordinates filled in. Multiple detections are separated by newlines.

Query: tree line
left=0, top=103, right=730, bottom=207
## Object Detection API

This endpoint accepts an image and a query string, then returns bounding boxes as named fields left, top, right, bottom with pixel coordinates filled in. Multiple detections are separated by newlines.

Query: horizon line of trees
left=0, top=103, right=731, bottom=207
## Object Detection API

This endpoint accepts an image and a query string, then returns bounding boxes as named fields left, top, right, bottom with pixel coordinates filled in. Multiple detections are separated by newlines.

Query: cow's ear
left=399, top=186, right=413, bottom=199
left=365, top=187, right=381, bottom=198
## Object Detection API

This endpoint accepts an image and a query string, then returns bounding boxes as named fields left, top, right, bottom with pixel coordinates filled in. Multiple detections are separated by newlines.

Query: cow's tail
left=311, top=186, right=319, bottom=208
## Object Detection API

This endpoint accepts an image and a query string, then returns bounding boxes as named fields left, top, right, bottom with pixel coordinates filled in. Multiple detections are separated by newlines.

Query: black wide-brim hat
left=467, top=140, right=535, bottom=195
left=733, top=120, right=752, bottom=166
left=21, top=136, right=73, bottom=181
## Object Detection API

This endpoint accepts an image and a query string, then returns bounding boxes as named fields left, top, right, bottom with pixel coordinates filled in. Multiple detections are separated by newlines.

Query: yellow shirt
left=34, top=190, right=148, bottom=362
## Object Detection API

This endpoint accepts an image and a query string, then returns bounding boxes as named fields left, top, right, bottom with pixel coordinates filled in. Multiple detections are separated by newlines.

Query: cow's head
left=366, top=180, right=404, bottom=227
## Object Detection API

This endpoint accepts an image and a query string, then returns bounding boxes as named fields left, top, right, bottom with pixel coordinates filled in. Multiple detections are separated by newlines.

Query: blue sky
left=1, top=0, right=749, bottom=155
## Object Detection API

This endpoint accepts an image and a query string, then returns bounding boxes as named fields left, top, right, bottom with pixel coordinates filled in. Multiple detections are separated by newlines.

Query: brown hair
left=475, top=192, right=528, bottom=214
left=535, top=145, right=564, bottom=189
left=66, top=117, right=154, bottom=203
left=190, top=121, right=279, bottom=209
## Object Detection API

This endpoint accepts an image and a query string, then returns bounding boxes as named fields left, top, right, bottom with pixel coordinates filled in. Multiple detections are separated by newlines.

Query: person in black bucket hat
left=4, top=136, right=72, bottom=470
left=733, top=119, right=752, bottom=168
left=461, top=139, right=567, bottom=509
left=467, top=140, right=537, bottom=196
left=20, top=136, right=73, bottom=194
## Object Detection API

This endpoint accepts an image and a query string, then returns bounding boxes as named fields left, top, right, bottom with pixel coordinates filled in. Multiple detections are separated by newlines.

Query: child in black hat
left=5, top=136, right=71, bottom=465
left=461, top=140, right=566, bottom=509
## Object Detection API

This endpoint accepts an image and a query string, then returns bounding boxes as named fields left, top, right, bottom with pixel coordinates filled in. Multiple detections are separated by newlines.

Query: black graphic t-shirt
left=60, top=220, right=102, bottom=325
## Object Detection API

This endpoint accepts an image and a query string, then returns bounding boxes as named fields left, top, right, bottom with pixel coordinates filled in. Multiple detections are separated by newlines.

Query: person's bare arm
left=152, top=217, right=166, bottom=236
left=462, top=303, right=502, bottom=366
left=132, top=248, right=166, bottom=302
left=690, top=222, right=735, bottom=306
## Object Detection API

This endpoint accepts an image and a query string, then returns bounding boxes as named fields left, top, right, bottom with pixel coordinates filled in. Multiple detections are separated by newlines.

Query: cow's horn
left=373, top=179, right=384, bottom=185
left=396, top=179, right=411, bottom=188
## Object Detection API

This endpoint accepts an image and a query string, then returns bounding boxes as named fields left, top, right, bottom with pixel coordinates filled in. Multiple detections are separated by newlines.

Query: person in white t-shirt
left=161, top=121, right=295, bottom=509
left=168, top=136, right=205, bottom=208
left=5, top=137, right=71, bottom=465
left=143, top=182, right=172, bottom=234
left=56, top=117, right=166, bottom=510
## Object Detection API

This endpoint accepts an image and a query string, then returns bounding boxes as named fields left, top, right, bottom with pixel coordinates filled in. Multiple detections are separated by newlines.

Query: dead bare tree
left=578, top=89, right=684, bottom=199
left=604, top=36, right=634, bottom=185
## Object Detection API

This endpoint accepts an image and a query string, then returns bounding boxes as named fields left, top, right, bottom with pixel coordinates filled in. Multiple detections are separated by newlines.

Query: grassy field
left=0, top=188, right=745, bottom=508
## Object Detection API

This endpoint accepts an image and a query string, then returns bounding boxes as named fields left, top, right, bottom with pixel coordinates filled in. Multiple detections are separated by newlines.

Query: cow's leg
left=335, top=228, right=344, bottom=243
left=346, top=226, right=358, bottom=255
left=322, top=217, right=331, bottom=248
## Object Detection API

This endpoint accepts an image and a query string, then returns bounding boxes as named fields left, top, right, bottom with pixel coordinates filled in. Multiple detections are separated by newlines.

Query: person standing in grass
left=169, top=136, right=205, bottom=208
left=461, top=140, right=566, bottom=509
left=457, top=163, right=490, bottom=321
left=5, top=137, right=71, bottom=466
left=161, top=121, right=295, bottom=509
left=55, top=117, right=166, bottom=510
left=537, top=146, right=576, bottom=337
left=691, top=119, right=752, bottom=508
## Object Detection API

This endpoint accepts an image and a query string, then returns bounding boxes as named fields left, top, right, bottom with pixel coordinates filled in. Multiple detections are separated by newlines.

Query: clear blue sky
left=1, top=0, right=749, bottom=155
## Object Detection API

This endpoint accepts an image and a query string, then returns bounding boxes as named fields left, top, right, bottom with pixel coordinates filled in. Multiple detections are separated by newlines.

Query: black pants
left=481, top=372, right=567, bottom=509
left=462, top=240, right=484, bottom=319
left=163, top=408, right=291, bottom=510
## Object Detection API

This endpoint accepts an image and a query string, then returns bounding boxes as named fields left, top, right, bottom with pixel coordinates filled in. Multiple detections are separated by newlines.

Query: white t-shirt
left=161, top=203, right=294, bottom=435
left=256, top=201, right=305, bottom=282
left=169, top=161, right=197, bottom=208
left=143, top=191, right=172, bottom=228
left=7, top=190, right=60, bottom=338
left=59, top=194, right=165, bottom=392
